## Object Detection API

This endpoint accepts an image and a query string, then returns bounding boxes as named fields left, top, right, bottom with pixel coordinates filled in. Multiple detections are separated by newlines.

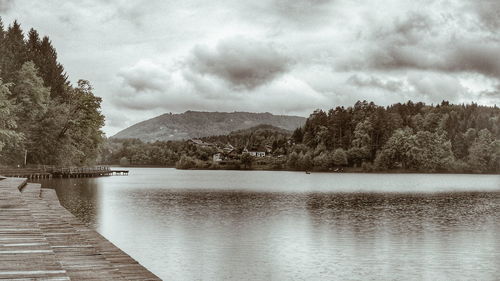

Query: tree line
left=0, top=19, right=104, bottom=166
left=103, top=100, right=499, bottom=173
left=290, top=100, right=499, bottom=173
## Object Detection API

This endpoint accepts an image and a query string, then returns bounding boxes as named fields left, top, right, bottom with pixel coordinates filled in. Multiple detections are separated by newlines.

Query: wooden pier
left=0, top=177, right=160, bottom=280
left=0, top=168, right=52, bottom=179
left=50, top=167, right=129, bottom=178
left=0, top=166, right=129, bottom=179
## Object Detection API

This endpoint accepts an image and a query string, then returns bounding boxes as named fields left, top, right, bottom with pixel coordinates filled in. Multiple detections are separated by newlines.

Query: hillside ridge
left=112, top=111, right=306, bottom=142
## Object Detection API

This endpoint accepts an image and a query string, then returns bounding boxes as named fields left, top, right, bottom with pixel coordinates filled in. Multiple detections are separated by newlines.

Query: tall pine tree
left=2, top=20, right=27, bottom=83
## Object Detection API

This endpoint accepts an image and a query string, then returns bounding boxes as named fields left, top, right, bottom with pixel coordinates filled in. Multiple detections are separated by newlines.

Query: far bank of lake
left=36, top=168, right=500, bottom=280
left=116, top=164, right=500, bottom=175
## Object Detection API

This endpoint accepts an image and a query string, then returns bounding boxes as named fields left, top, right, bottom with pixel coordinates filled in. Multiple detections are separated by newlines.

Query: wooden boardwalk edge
left=0, top=177, right=161, bottom=281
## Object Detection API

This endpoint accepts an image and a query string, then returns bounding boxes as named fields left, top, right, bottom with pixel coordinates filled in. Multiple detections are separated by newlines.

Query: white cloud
left=1, top=0, right=497, bottom=136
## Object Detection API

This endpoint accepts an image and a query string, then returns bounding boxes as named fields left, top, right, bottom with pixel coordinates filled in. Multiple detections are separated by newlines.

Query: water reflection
left=37, top=177, right=101, bottom=226
left=37, top=169, right=500, bottom=280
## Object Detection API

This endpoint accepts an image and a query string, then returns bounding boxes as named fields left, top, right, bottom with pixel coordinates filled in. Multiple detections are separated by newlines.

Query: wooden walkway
left=0, top=177, right=160, bottom=280
left=0, top=167, right=129, bottom=179
left=0, top=169, right=52, bottom=179
left=51, top=167, right=129, bottom=178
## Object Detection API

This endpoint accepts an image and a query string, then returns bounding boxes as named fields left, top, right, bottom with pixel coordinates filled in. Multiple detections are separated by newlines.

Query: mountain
left=200, top=124, right=293, bottom=148
left=112, top=111, right=306, bottom=142
left=227, top=124, right=292, bottom=136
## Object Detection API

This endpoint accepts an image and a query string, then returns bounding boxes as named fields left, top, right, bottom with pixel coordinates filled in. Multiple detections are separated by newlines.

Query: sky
left=1, top=0, right=499, bottom=136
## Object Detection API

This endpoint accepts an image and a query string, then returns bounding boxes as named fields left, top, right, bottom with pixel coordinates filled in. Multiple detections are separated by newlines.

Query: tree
left=287, top=151, right=300, bottom=169
left=0, top=17, right=6, bottom=78
left=240, top=153, right=253, bottom=169
left=35, top=36, right=68, bottom=99
left=375, top=128, right=414, bottom=169
left=0, top=79, right=22, bottom=154
left=26, top=28, right=41, bottom=62
left=30, top=80, right=105, bottom=166
left=407, top=131, right=455, bottom=171
left=298, top=151, right=313, bottom=170
left=468, top=129, right=496, bottom=172
left=9, top=61, right=50, bottom=163
left=2, top=21, right=27, bottom=83
left=348, top=119, right=373, bottom=165
left=175, top=155, right=197, bottom=169
left=291, top=127, right=303, bottom=143
left=332, top=148, right=348, bottom=166
left=12, top=62, right=50, bottom=124
left=313, top=151, right=331, bottom=170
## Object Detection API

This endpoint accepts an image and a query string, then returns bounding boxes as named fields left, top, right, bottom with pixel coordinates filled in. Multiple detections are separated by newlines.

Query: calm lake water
left=37, top=168, right=500, bottom=280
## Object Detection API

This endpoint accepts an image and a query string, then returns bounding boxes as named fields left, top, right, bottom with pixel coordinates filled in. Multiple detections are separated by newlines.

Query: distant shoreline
left=107, top=165, right=500, bottom=175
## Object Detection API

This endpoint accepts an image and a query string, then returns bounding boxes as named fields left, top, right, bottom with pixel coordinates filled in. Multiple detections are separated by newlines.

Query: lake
left=36, top=168, right=500, bottom=280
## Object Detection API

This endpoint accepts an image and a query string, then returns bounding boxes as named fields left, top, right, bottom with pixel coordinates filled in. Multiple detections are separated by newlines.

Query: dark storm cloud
left=373, top=12, right=432, bottom=43
left=0, top=0, right=13, bottom=12
left=338, top=11, right=437, bottom=71
left=341, top=10, right=500, bottom=79
left=479, top=84, right=500, bottom=99
left=111, top=0, right=157, bottom=27
left=446, top=43, right=500, bottom=78
left=117, top=60, right=169, bottom=92
left=188, top=37, right=291, bottom=89
left=347, top=75, right=405, bottom=92
left=269, top=0, right=335, bottom=25
left=360, top=12, right=438, bottom=70
left=472, top=0, right=500, bottom=31
left=363, top=43, right=500, bottom=78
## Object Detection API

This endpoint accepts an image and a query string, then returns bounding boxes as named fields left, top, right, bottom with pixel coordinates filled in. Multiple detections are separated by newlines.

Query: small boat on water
left=305, top=171, right=311, bottom=174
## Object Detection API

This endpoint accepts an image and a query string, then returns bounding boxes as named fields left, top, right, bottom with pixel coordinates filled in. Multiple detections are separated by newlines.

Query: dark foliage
left=0, top=18, right=104, bottom=166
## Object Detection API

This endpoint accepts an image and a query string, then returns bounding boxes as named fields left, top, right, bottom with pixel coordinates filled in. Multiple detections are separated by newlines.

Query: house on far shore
left=244, top=146, right=267, bottom=157
left=248, top=151, right=266, bottom=157
left=213, top=153, right=223, bottom=162
left=265, top=145, right=272, bottom=154
left=223, top=143, right=235, bottom=153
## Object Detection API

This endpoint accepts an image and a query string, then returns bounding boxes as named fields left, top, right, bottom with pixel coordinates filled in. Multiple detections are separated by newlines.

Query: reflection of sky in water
left=38, top=169, right=500, bottom=280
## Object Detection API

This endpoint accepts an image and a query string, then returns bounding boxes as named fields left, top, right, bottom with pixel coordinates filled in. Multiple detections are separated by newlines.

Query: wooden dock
left=50, top=167, right=129, bottom=178
left=0, top=168, right=52, bottom=179
left=0, top=177, right=160, bottom=280
left=0, top=166, right=129, bottom=179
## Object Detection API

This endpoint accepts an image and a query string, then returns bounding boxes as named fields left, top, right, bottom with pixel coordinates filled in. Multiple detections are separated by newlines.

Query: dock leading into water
left=0, top=177, right=160, bottom=280
left=0, top=166, right=129, bottom=179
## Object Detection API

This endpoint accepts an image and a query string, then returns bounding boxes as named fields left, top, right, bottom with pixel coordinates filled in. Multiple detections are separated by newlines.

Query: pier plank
left=0, top=178, right=160, bottom=280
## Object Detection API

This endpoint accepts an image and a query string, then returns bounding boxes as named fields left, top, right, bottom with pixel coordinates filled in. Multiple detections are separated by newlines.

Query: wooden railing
left=51, top=166, right=111, bottom=174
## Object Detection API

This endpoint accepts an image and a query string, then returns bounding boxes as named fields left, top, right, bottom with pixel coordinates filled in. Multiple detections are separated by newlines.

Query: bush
left=361, top=162, right=374, bottom=172
left=175, top=155, right=197, bottom=169
left=332, top=148, right=348, bottom=166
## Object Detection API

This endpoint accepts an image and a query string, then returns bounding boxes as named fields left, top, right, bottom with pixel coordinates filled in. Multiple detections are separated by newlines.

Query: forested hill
left=201, top=124, right=292, bottom=150
left=0, top=19, right=104, bottom=166
left=290, top=101, right=499, bottom=173
left=112, top=111, right=306, bottom=142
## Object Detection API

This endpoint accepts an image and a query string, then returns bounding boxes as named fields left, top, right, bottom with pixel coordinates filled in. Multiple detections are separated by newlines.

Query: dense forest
left=103, top=101, right=499, bottom=173
left=101, top=124, right=291, bottom=167
left=0, top=18, right=104, bottom=166
left=290, top=101, right=499, bottom=173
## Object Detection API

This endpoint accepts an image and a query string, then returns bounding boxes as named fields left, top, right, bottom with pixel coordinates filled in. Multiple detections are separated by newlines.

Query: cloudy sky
left=1, top=0, right=499, bottom=135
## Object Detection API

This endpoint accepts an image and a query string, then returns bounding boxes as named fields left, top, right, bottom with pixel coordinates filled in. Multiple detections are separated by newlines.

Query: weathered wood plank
left=0, top=178, right=160, bottom=280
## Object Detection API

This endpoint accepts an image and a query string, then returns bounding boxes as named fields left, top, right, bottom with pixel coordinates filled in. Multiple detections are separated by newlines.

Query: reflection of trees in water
left=110, top=189, right=500, bottom=234
left=38, top=178, right=100, bottom=227
left=126, top=189, right=315, bottom=226
left=304, top=192, right=500, bottom=235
